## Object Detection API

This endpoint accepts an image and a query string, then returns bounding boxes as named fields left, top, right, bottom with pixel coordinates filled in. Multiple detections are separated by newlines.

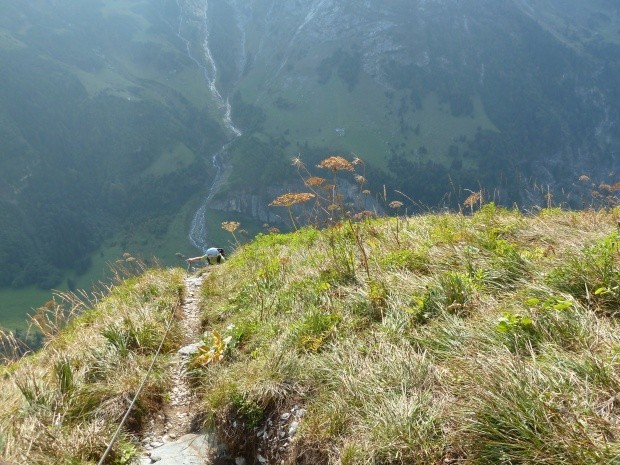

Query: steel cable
left=97, top=295, right=180, bottom=465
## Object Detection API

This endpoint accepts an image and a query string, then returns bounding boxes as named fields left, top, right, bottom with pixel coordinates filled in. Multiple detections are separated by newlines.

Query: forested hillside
left=211, top=0, right=619, bottom=210
left=0, top=0, right=227, bottom=289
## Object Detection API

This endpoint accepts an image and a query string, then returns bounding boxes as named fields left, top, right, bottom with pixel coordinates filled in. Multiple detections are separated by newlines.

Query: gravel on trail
left=139, top=273, right=222, bottom=465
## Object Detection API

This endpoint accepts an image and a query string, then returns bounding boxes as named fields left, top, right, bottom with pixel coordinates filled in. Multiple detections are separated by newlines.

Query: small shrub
left=494, top=295, right=591, bottom=354
left=113, top=438, right=139, bottom=465
left=496, top=311, right=534, bottom=334
left=191, top=330, right=235, bottom=367
left=367, top=279, right=388, bottom=318
left=494, top=310, right=537, bottom=354
left=439, top=271, right=477, bottom=315
left=230, top=392, right=265, bottom=429
left=472, top=202, right=511, bottom=223
left=204, top=380, right=239, bottom=415
left=411, top=272, right=477, bottom=323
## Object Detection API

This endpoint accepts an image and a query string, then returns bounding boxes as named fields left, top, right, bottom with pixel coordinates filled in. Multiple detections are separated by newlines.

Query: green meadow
left=238, top=51, right=496, bottom=170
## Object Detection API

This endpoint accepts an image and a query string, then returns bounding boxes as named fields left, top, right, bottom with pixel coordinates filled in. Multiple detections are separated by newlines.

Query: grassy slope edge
left=195, top=206, right=620, bottom=464
left=1, top=207, right=619, bottom=464
left=0, top=267, right=185, bottom=464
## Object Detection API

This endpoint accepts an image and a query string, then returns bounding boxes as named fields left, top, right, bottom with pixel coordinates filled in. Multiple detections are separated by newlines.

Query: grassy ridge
left=194, top=206, right=620, bottom=464
left=1, top=207, right=619, bottom=464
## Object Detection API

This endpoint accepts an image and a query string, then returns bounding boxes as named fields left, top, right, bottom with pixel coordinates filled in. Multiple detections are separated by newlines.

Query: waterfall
left=175, top=0, right=243, bottom=252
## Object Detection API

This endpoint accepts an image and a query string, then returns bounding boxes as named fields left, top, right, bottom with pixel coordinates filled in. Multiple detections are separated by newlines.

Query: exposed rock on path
left=139, top=273, right=217, bottom=464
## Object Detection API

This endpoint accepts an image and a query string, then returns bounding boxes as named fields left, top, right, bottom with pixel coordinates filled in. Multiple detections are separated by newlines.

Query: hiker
left=186, top=247, right=226, bottom=266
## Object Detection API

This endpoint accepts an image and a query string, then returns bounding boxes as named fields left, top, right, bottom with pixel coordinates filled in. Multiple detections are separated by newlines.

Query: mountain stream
left=138, top=2, right=246, bottom=463
left=175, top=0, right=243, bottom=253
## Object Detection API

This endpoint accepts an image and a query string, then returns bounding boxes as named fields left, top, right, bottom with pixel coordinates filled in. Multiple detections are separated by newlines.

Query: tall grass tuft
left=0, top=267, right=184, bottom=464
left=460, top=354, right=620, bottom=464
left=546, top=231, right=620, bottom=314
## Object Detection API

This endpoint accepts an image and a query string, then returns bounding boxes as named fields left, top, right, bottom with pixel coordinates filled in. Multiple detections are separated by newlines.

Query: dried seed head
left=269, top=192, right=316, bottom=207
left=317, top=156, right=354, bottom=171
left=389, top=200, right=403, bottom=209
left=464, top=191, right=482, bottom=208
left=221, top=221, right=241, bottom=233
left=305, top=176, right=326, bottom=187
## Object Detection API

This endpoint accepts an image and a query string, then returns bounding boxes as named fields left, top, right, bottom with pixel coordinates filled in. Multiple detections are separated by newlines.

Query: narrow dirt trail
left=139, top=272, right=216, bottom=464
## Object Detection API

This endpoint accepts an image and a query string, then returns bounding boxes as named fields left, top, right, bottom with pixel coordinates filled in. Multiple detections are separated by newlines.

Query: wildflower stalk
left=389, top=201, right=404, bottom=247
left=221, top=221, right=241, bottom=247
left=347, top=218, right=371, bottom=280
left=269, top=193, right=316, bottom=230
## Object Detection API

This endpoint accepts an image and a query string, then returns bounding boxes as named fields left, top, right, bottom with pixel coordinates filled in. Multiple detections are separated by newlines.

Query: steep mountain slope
left=1, top=207, right=619, bottom=464
left=204, top=0, right=618, bottom=207
left=1, top=0, right=619, bottom=300
left=0, top=0, right=227, bottom=289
